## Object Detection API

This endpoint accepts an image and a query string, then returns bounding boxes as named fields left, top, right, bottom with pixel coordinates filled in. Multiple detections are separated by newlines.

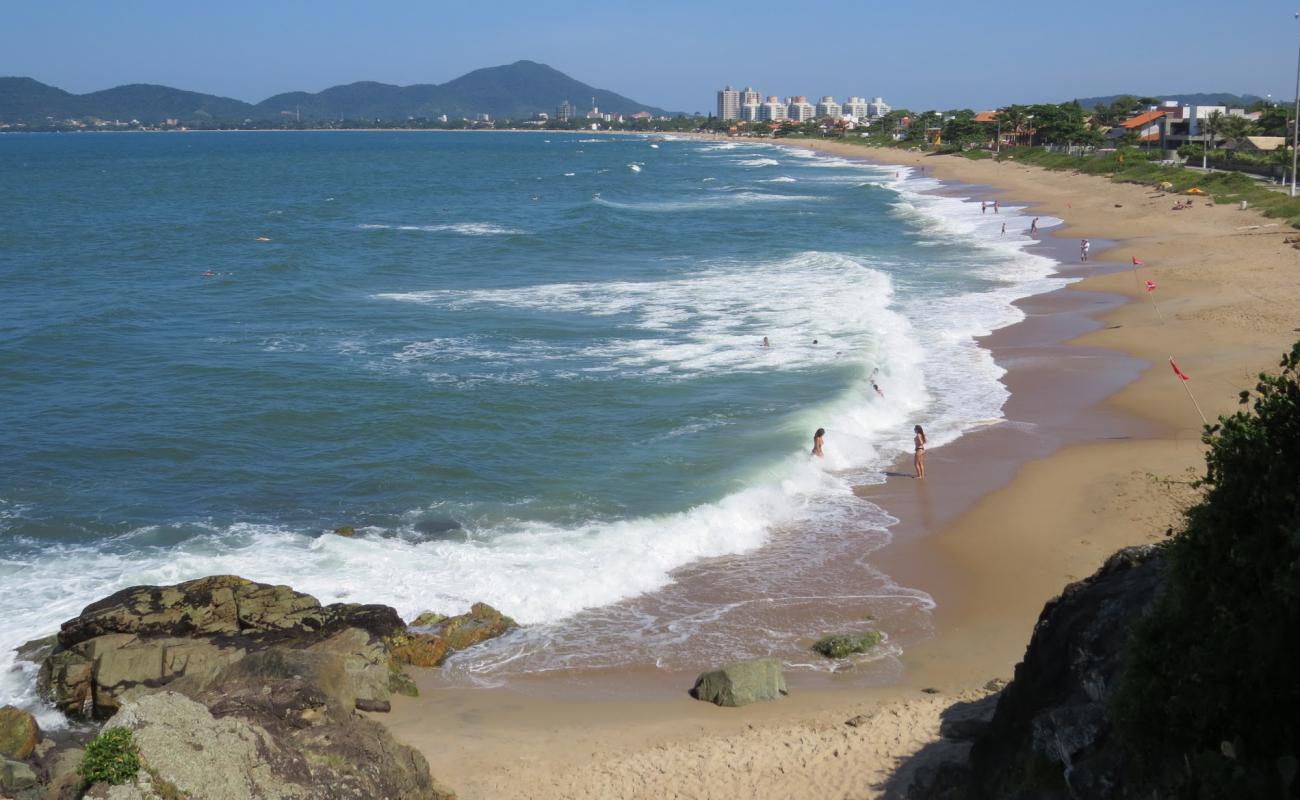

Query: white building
left=759, top=95, right=787, bottom=122
left=815, top=96, right=842, bottom=119
left=717, top=85, right=741, bottom=121
left=740, top=86, right=762, bottom=108
left=786, top=96, right=815, bottom=121
left=842, top=96, right=870, bottom=120
left=741, top=103, right=761, bottom=122
left=867, top=96, right=891, bottom=119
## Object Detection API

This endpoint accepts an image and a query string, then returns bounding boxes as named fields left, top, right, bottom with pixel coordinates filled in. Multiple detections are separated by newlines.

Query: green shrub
left=1115, top=342, right=1300, bottom=784
left=811, top=631, right=882, bottom=658
left=78, top=727, right=140, bottom=785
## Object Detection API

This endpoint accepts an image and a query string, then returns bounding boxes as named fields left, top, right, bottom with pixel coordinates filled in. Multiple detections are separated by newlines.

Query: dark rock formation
left=691, top=658, right=787, bottom=707
left=16, top=576, right=526, bottom=798
left=938, top=544, right=1168, bottom=799
left=37, top=576, right=404, bottom=718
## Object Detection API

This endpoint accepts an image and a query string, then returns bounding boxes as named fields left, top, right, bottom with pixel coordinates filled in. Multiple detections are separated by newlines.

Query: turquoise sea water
left=0, top=131, right=1064, bottom=716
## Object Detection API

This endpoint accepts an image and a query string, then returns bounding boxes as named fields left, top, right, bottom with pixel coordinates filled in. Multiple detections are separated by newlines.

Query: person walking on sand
left=993, top=200, right=999, bottom=214
left=1080, top=238, right=1090, bottom=263
left=913, top=425, right=927, bottom=478
left=811, top=428, right=826, bottom=458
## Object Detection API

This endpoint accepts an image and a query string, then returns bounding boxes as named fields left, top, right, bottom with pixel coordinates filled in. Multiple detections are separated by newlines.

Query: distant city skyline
left=1, top=0, right=1296, bottom=112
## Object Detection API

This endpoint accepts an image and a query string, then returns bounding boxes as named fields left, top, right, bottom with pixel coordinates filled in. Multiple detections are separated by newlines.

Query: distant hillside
left=1071, top=92, right=1265, bottom=109
left=0, top=61, right=672, bottom=125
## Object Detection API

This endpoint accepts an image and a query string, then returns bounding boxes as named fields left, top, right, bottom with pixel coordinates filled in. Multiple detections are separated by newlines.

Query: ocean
left=0, top=131, right=1064, bottom=722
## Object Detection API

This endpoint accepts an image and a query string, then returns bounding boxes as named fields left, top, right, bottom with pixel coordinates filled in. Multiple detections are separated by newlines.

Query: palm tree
left=996, top=105, right=1030, bottom=147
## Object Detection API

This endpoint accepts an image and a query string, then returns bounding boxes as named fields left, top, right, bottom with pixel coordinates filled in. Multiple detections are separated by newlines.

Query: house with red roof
left=1106, top=109, right=1166, bottom=143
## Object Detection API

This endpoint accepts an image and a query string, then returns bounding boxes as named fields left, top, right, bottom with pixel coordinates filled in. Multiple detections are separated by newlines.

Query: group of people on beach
left=980, top=200, right=1000, bottom=214
left=798, top=360, right=926, bottom=478
left=810, top=425, right=926, bottom=478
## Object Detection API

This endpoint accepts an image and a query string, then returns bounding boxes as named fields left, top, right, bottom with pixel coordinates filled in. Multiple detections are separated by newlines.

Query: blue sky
left=2, top=0, right=1296, bottom=112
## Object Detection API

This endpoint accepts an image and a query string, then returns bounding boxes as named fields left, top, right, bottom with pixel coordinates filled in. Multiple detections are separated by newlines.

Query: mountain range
left=1070, top=92, right=1265, bottom=109
left=0, top=60, right=673, bottom=125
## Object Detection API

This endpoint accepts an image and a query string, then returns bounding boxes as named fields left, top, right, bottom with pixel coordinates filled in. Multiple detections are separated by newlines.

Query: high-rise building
left=815, top=96, right=842, bottom=119
left=741, top=103, right=761, bottom=122
left=557, top=100, right=574, bottom=122
left=759, top=96, right=787, bottom=122
left=842, top=97, right=870, bottom=120
left=740, top=86, right=762, bottom=107
left=867, top=97, right=891, bottom=119
left=786, top=96, right=815, bottom=122
left=717, top=85, right=741, bottom=121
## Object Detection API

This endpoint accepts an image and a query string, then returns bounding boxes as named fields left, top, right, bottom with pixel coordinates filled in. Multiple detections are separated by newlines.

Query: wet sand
left=378, top=139, right=1300, bottom=799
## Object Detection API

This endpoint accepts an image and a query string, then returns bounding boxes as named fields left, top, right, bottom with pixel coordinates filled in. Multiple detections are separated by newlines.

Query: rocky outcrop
left=94, top=691, right=453, bottom=800
left=909, top=545, right=1168, bottom=799
left=37, top=576, right=404, bottom=718
left=14, top=576, right=525, bottom=799
left=387, top=603, right=517, bottom=670
left=691, top=658, right=787, bottom=707
left=0, top=706, right=40, bottom=760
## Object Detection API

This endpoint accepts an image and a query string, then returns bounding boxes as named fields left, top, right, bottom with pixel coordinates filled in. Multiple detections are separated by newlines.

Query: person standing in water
left=762, top=336, right=770, bottom=348
left=811, top=428, right=825, bottom=458
left=913, top=425, right=927, bottom=478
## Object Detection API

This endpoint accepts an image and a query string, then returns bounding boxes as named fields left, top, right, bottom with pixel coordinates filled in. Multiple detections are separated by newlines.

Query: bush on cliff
left=79, top=726, right=140, bottom=785
left=1116, top=341, right=1300, bottom=788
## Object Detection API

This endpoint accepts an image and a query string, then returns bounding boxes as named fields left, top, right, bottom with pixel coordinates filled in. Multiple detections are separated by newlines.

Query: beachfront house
left=1105, top=109, right=1166, bottom=145
left=1223, top=136, right=1287, bottom=153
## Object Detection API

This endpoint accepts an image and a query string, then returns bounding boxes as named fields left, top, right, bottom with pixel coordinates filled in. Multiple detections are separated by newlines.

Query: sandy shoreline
left=378, top=137, right=1300, bottom=799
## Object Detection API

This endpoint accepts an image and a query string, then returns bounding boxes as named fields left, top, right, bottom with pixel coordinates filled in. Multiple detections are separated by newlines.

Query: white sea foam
left=591, top=192, right=823, bottom=213
left=357, top=223, right=525, bottom=236
left=737, top=157, right=780, bottom=167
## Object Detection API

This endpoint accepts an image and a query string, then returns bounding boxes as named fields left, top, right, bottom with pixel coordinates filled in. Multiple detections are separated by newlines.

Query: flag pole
left=1171, top=355, right=1207, bottom=425
left=1147, top=289, right=1164, bottom=321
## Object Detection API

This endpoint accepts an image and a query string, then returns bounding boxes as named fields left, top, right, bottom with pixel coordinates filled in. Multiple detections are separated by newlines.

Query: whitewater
left=0, top=131, right=1066, bottom=722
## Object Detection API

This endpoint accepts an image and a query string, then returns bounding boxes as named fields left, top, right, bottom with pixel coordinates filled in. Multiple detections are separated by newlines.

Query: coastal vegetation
left=1114, top=342, right=1300, bottom=793
left=77, top=727, right=139, bottom=785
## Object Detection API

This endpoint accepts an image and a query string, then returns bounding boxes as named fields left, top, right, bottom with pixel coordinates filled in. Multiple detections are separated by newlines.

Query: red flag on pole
left=1145, top=280, right=1157, bottom=293
left=1132, top=257, right=1145, bottom=266
left=1169, top=358, right=1189, bottom=381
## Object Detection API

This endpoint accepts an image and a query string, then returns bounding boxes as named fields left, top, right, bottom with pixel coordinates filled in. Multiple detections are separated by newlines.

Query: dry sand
left=378, top=140, right=1300, bottom=799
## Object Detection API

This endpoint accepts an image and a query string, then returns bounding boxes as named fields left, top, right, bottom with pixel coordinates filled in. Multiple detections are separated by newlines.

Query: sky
left=2, top=0, right=1297, bottom=113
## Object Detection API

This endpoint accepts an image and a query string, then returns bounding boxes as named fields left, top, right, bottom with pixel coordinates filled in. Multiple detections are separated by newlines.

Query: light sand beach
left=379, top=141, right=1300, bottom=799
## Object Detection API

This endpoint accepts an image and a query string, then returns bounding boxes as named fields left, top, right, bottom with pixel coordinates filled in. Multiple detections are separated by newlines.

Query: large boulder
left=431, top=603, right=516, bottom=653
left=0, top=705, right=40, bottom=760
left=956, top=544, right=1168, bottom=799
left=101, top=691, right=454, bottom=800
left=36, top=576, right=405, bottom=718
left=691, top=658, right=787, bottom=707
left=1, top=757, right=39, bottom=793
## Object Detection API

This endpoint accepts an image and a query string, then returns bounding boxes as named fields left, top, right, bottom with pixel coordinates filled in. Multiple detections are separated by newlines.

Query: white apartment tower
left=815, top=96, right=842, bottom=119
left=740, top=86, right=762, bottom=107
left=759, top=95, right=787, bottom=122
left=741, top=103, right=761, bottom=122
left=867, top=97, right=891, bottom=119
left=842, top=97, right=870, bottom=120
left=717, top=85, right=741, bottom=121
left=786, top=96, right=815, bottom=122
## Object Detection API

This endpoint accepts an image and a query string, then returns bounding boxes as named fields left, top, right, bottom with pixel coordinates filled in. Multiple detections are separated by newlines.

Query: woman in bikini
left=811, top=428, right=825, bottom=458
left=913, top=425, right=927, bottom=478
